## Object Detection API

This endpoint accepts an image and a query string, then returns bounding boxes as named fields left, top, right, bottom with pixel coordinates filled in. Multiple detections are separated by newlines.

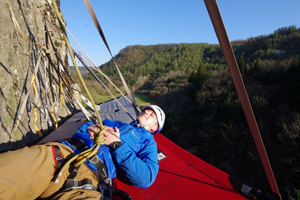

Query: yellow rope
left=31, top=75, right=42, bottom=137
left=51, top=0, right=103, bottom=129
left=74, top=128, right=106, bottom=167
left=31, top=75, right=37, bottom=96
left=50, top=105, right=58, bottom=128
left=32, top=0, right=129, bottom=108
left=51, top=0, right=106, bottom=183
left=33, top=106, right=42, bottom=137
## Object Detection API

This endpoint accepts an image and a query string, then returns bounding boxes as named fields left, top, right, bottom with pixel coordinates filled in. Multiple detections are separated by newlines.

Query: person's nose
left=145, top=110, right=151, bottom=116
left=142, top=111, right=148, bottom=118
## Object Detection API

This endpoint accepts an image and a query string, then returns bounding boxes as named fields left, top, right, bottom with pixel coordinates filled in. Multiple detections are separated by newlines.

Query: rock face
left=0, top=0, right=78, bottom=151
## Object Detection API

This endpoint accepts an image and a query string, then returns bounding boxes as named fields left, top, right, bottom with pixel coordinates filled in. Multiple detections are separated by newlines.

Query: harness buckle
left=64, top=178, right=97, bottom=191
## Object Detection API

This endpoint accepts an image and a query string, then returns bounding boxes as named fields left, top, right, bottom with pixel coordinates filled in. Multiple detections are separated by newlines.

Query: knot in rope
left=94, top=128, right=106, bottom=145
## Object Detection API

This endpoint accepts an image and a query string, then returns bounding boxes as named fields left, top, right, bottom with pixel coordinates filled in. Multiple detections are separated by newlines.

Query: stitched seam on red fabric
left=149, top=165, right=191, bottom=200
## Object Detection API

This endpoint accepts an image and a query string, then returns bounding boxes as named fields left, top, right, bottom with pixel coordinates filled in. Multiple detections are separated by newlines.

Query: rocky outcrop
left=0, top=0, right=78, bottom=151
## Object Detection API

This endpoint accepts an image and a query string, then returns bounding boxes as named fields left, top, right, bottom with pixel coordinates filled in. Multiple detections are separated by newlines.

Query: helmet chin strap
left=140, top=119, right=158, bottom=132
left=136, top=114, right=158, bottom=132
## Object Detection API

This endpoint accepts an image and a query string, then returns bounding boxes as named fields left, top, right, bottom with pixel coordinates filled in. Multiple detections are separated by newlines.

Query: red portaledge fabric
left=112, top=133, right=247, bottom=200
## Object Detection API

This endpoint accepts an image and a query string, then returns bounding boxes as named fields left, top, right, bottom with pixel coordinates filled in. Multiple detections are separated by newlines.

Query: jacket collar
left=130, top=120, right=140, bottom=127
left=130, top=120, right=152, bottom=134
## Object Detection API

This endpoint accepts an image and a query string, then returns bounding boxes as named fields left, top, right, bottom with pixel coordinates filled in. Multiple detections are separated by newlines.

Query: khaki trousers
left=0, top=142, right=102, bottom=200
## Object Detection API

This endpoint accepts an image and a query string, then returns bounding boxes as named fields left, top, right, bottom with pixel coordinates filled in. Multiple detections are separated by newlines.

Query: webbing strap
left=83, top=0, right=140, bottom=115
left=204, top=1, right=281, bottom=199
left=47, top=56, right=59, bottom=129
left=11, top=67, right=30, bottom=133
left=74, top=98, right=92, bottom=122
left=88, top=154, right=108, bottom=178
left=68, top=139, right=108, bottom=178
left=48, top=145, right=65, bottom=175
left=69, top=139, right=88, bottom=152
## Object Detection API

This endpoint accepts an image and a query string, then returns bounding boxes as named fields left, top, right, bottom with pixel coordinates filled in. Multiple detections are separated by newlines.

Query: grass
left=133, top=93, right=154, bottom=106
left=95, top=93, right=153, bottom=107
left=100, top=95, right=113, bottom=102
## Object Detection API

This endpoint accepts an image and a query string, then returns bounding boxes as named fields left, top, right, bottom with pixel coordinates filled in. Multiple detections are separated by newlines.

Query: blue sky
left=60, top=0, right=300, bottom=66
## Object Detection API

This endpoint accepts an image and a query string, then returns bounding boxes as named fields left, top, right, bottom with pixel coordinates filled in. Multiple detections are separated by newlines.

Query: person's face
left=137, top=108, right=158, bottom=132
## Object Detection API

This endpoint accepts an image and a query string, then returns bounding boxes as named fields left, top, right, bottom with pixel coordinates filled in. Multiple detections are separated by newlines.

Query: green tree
left=188, top=64, right=211, bottom=87
left=238, top=52, right=246, bottom=76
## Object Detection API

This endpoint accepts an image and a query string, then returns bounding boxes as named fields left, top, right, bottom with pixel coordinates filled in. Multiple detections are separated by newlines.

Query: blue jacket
left=61, top=119, right=159, bottom=189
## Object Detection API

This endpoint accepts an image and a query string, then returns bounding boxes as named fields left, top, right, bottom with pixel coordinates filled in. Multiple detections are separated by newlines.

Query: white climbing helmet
left=142, top=105, right=165, bottom=134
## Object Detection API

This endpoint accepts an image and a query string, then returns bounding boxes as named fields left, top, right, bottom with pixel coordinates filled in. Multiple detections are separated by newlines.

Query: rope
left=32, top=0, right=129, bottom=109
left=65, top=26, right=130, bottom=102
left=33, top=0, right=126, bottom=103
left=31, top=74, right=42, bottom=137
left=51, top=0, right=106, bottom=183
left=83, top=0, right=141, bottom=114
left=50, top=105, right=58, bottom=128
left=30, top=52, right=44, bottom=137
left=73, top=49, right=135, bottom=121
left=6, top=0, right=44, bottom=50
left=48, top=60, right=59, bottom=129
left=6, top=0, right=74, bottom=134
left=52, top=0, right=102, bottom=127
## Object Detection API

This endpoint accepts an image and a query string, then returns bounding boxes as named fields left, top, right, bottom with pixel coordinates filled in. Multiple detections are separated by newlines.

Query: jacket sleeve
left=72, top=120, right=125, bottom=148
left=112, top=139, right=159, bottom=189
left=72, top=122, right=95, bottom=148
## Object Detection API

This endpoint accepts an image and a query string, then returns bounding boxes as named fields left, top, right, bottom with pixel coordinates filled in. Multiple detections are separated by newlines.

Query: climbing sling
left=204, top=0, right=281, bottom=199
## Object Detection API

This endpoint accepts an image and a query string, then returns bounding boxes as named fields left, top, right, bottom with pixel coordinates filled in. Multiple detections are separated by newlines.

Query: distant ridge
left=69, top=66, right=91, bottom=76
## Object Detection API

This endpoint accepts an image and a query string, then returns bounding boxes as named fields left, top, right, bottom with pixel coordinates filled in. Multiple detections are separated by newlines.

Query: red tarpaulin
left=113, top=133, right=246, bottom=200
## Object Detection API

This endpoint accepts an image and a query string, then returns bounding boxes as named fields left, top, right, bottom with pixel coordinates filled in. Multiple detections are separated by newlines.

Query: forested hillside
left=79, top=25, right=300, bottom=199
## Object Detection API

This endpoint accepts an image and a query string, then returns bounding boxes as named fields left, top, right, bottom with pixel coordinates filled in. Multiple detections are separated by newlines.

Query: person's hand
left=87, top=124, right=112, bottom=139
left=103, top=127, right=121, bottom=147
left=87, top=124, right=100, bottom=139
left=87, top=124, right=121, bottom=146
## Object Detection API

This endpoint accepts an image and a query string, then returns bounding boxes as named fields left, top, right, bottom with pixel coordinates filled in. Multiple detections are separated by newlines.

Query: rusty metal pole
left=203, top=0, right=282, bottom=199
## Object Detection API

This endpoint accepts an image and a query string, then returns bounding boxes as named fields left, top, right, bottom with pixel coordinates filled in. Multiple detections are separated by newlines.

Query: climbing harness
left=48, top=145, right=66, bottom=176
left=67, top=138, right=108, bottom=178
left=64, top=178, right=97, bottom=191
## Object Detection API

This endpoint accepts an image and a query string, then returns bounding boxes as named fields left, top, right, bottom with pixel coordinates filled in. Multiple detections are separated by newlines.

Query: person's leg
left=0, top=145, right=55, bottom=200
left=50, top=189, right=102, bottom=200
left=40, top=144, right=102, bottom=200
